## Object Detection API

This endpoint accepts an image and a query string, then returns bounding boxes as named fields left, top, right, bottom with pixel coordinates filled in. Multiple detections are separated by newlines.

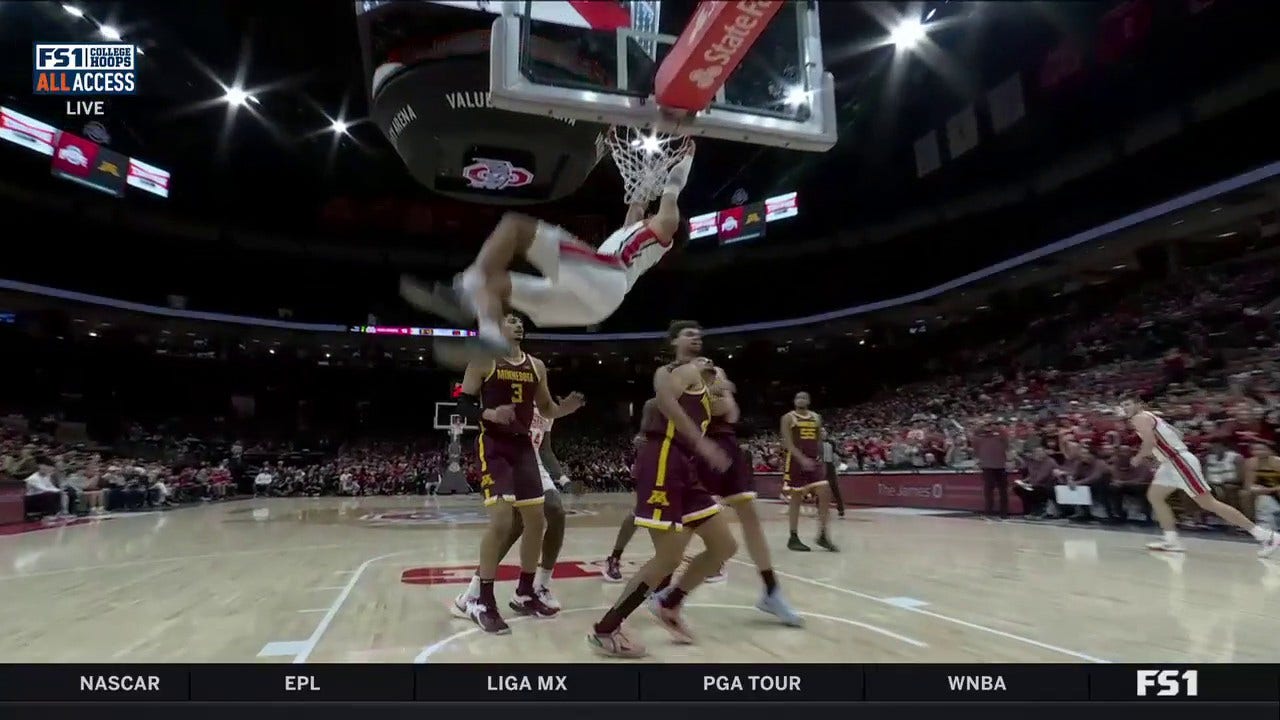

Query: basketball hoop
left=605, top=125, right=694, bottom=206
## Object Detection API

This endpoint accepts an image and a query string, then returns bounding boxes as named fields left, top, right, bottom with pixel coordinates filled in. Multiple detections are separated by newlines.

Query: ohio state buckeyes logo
left=462, top=157, right=533, bottom=190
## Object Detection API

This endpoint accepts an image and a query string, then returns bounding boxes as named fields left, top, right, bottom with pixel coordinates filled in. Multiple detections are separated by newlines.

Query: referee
left=820, top=429, right=846, bottom=518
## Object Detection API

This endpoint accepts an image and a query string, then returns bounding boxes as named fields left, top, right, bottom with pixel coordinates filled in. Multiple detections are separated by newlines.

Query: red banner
left=755, top=471, right=1025, bottom=514
left=654, top=1, right=783, bottom=112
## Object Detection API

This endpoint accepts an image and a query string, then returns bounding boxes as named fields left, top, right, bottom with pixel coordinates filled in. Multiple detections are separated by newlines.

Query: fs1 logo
left=1136, top=670, right=1198, bottom=697
left=34, top=43, right=137, bottom=101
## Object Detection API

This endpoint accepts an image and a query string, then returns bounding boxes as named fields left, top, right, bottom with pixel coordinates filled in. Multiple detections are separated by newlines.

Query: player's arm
left=654, top=364, right=706, bottom=446
left=709, top=368, right=740, bottom=424
left=538, top=443, right=568, bottom=486
left=623, top=201, right=647, bottom=228
left=1131, top=414, right=1157, bottom=464
left=457, top=360, right=506, bottom=424
left=648, top=142, right=694, bottom=241
left=530, top=356, right=584, bottom=419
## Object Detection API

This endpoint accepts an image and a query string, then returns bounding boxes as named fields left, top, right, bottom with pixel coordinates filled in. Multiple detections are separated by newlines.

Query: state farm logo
left=688, top=1, right=777, bottom=89
left=462, top=157, right=533, bottom=190
left=58, top=144, right=89, bottom=167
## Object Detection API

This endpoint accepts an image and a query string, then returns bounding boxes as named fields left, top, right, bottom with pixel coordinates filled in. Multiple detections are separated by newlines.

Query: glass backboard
left=489, top=1, right=837, bottom=152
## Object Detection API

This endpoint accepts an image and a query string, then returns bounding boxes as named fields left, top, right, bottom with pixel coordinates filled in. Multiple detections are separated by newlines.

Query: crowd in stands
left=3, top=256, right=1278, bottom=533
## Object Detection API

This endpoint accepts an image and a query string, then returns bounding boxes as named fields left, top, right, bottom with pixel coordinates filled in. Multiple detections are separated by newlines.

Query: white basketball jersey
left=596, top=220, right=672, bottom=290
left=1143, top=411, right=1190, bottom=460
left=530, top=407, right=554, bottom=451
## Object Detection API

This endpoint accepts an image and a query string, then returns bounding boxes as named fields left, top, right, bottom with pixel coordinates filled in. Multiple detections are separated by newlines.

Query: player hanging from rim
left=451, top=316, right=578, bottom=617
left=400, top=145, right=695, bottom=365
left=588, top=321, right=734, bottom=658
left=453, top=314, right=585, bottom=634
left=781, top=392, right=838, bottom=552
left=1122, top=395, right=1279, bottom=556
left=601, top=398, right=726, bottom=586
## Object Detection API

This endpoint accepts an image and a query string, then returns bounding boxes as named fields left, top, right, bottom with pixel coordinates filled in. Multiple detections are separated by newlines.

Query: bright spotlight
left=62, top=4, right=84, bottom=17
left=330, top=119, right=348, bottom=135
left=889, top=18, right=926, bottom=49
left=783, top=85, right=809, bottom=107
left=639, top=132, right=662, bottom=155
left=224, top=86, right=248, bottom=106
left=99, top=24, right=122, bottom=41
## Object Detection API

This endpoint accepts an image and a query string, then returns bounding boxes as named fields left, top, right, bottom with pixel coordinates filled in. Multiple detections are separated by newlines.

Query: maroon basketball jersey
left=480, top=353, right=538, bottom=436
left=788, top=411, right=821, bottom=458
left=642, top=367, right=712, bottom=452
left=706, top=410, right=735, bottom=437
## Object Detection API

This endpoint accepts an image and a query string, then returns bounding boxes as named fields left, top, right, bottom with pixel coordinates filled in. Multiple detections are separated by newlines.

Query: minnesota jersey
left=595, top=220, right=672, bottom=291
left=480, top=353, right=538, bottom=436
left=530, top=407, right=554, bottom=450
left=1254, top=459, right=1280, bottom=489
left=787, top=411, right=822, bottom=458
left=641, top=377, right=712, bottom=453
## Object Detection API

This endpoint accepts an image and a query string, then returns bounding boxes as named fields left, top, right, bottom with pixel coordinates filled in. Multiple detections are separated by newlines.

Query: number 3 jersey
left=479, top=352, right=538, bottom=437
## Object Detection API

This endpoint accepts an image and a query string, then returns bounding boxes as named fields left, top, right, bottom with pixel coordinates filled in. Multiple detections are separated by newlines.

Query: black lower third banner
left=0, top=665, right=1275, bottom=702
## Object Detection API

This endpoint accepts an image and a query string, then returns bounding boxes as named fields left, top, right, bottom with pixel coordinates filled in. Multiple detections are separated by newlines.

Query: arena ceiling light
left=888, top=18, right=927, bottom=49
left=99, top=24, right=122, bottom=41
left=61, top=4, right=84, bottom=17
left=330, top=119, right=348, bottom=135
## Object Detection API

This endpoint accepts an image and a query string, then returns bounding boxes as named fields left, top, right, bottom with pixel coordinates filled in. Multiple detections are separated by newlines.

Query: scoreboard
left=687, top=191, right=799, bottom=245
left=0, top=105, right=170, bottom=198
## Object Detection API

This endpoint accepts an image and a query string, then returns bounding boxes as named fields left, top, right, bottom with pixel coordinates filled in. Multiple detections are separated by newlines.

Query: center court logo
left=34, top=43, right=138, bottom=95
left=362, top=507, right=595, bottom=527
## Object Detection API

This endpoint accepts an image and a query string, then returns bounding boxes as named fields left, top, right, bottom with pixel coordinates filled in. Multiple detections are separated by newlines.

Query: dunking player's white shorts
left=538, top=457, right=557, bottom=493
left=509, top=222, right=629, bottom=328
left=1152, top=451, right=1212, bottom=496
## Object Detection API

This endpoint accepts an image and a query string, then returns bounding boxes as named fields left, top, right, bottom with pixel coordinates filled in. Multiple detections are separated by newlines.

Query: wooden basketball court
left=2, top=494, right=1277, bottom=664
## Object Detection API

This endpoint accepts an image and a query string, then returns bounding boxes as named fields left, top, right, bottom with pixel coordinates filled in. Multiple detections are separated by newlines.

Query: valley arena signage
left=126, top=157, right=171, bottom=198
left=0, top=106, right=58, bottom=155
left=654, top=1, right=783, bottom=111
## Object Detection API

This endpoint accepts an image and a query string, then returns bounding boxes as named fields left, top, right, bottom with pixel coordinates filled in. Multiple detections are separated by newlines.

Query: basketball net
left=604, top=125, right=694, bottom=206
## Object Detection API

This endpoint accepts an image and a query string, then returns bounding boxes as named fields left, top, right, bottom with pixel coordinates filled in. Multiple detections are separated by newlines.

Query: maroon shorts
left=698, top=434, right=756, bottom=504
left=477, top=431, right=544, bottom=508
left=783, top=453, right=827, bottom=492
left=633, top=435, right=719, bottom=531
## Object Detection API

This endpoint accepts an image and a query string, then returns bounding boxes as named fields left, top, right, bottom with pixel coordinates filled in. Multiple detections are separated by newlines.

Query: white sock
left=535, top=566, right=552, bottom=588
left=1164, top=530, right=1179, bottom=544
left=465, top=574, right=481, bottom=600
left=1249, top=525, right=1272, bottom=542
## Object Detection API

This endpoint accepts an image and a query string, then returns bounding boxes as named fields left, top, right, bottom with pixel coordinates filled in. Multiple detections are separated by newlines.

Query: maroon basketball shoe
left=602, top=556, right=624, bottom=583
left=509, top=593, right=559, bottom=619
left=465, top=601, right=511, bottom=635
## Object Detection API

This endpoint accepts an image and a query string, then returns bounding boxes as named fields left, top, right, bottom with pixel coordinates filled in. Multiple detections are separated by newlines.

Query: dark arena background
left=1, top=0, right=1280, bottom=716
